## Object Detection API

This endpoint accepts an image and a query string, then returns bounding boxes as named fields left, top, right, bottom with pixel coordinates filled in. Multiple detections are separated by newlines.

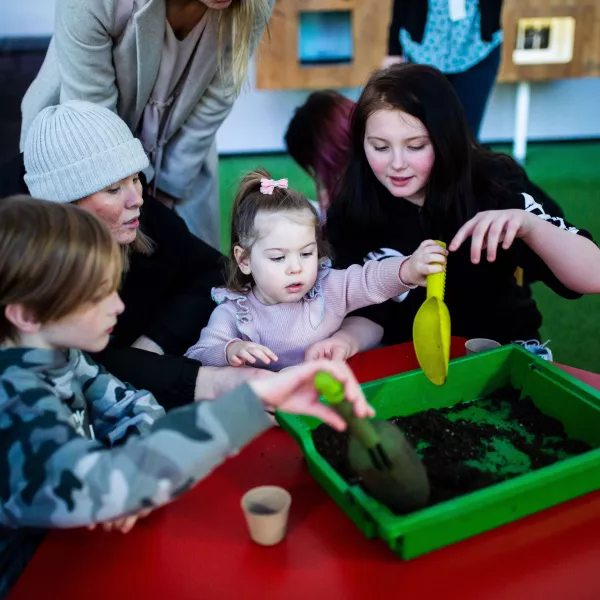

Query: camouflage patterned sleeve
left=0, top=374, right=272, bottom=529
left=72, top=351, right=166, bottom=444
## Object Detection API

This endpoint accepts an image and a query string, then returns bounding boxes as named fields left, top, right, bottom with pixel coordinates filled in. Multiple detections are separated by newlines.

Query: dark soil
left=312, top=386, right=593, bottom=510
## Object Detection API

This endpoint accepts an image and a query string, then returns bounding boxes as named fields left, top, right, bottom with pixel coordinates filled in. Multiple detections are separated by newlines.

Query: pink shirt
left=185, top=257, right=412, bottom=369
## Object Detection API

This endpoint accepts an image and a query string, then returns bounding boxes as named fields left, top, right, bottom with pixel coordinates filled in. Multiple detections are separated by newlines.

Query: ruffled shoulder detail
left=211, top=287, right=248, bottom=305
left=210, top=287, right=258, bottom=342
left=303, top=258, right=331, bottom=329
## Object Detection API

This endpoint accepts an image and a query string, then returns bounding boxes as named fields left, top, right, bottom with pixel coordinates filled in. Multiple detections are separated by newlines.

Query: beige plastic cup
left=465, top=338, right=501, bottom=355
left=241, top=486, right=291, bottom=546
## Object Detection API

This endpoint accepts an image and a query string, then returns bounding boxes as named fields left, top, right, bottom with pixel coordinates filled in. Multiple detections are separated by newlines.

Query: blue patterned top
left=399, top=0, right=503, bottom=74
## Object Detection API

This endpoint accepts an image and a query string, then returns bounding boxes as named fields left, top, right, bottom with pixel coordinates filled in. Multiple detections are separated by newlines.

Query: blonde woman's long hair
left=216, top=0, right=272, bottom=92
left=122, top=227, right=154, bottom=273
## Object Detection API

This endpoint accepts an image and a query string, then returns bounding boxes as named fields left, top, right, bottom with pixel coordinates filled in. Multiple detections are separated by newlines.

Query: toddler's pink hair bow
left=260, top=178, right=289, bottom=195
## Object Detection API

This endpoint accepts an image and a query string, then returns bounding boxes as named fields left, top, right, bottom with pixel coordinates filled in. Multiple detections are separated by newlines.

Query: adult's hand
left=194, top=365, right=275, bottom=400
left=305, top=335, right=354, bottom=362
left=305, top=317, right=384, bottom=362
left=250, top=360, right=375, bottom=431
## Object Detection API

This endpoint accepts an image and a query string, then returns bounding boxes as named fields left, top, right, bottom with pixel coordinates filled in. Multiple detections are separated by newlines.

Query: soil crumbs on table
left=312, top=386, right=593, bottom=508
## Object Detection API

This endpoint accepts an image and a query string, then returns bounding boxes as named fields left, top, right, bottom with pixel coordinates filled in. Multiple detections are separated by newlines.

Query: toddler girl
left=185, top=169, right=444, bottom=369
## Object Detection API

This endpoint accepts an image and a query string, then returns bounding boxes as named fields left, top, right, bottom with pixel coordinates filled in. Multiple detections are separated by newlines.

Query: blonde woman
left=20, top=0, right=274, bottom=248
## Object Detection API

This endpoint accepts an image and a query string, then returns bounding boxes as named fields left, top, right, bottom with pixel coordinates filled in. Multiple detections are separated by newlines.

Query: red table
left=10, top=341, right=600, bottom=600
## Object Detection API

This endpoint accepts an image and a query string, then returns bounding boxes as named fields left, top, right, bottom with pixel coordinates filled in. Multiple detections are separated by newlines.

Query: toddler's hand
left=226, top=341, right=279, bottom=367
left=449, top=209, right=535, bottom=263
left=305, top=334, right=356, bottom=362
left=400, top=240, right=447, bottom=287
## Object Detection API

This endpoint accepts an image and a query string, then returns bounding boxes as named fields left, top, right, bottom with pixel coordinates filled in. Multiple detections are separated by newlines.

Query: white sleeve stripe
left=521, top=193, right=579, bottom=234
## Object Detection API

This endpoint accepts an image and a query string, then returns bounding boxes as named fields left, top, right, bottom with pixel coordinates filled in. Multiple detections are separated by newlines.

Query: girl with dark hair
left=326, top=63, right=600, bottom=346
left=285, top=90, right=354, bottom=214
left=185, top=168, right=441, bottom=369
left=285, top=89, right=564, bottom=229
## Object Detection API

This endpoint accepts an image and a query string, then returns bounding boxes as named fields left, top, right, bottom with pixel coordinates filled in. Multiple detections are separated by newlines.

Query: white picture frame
left=513, top=17, right=576, bottom=65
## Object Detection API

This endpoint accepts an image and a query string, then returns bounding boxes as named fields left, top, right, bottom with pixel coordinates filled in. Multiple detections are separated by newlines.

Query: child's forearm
left=194, top=365, right=275, bottom=400
left=523, top=218, right=600, bottom=294
left=184, top=305, right=242, bottom=368
left=83, top=352, right=165, bottom=442
left=185, top=338, right=232, bottom=367
left=341, top=257, right=413, bottom=314
left=7, top=385, right=271, bottom=529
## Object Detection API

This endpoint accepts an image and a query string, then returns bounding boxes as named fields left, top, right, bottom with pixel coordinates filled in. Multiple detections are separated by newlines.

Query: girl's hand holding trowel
left=399, top=240, right=448, bottom=287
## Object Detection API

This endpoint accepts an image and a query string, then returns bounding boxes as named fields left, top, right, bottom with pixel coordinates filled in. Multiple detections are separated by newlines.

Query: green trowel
left=314, top=372, right=430, bottom=514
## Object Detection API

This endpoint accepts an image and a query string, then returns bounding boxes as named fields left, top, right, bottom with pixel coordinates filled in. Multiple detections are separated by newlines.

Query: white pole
left=513, top=81, right=531, bottom=165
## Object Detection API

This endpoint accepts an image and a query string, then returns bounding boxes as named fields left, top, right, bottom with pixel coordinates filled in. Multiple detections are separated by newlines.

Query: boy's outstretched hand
left=250, top=360, right=375, bottom=431
left=449, top=209, right=535, bottom=263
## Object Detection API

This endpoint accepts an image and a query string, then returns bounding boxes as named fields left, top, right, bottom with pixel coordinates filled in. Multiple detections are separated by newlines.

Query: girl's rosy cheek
left=368, top=155, right=387, bottom=178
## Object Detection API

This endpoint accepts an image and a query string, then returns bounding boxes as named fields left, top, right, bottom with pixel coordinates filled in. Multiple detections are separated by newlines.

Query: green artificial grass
left=218, top=141, right=600, bottom=372
left=505, top=142, right=600, bottom=372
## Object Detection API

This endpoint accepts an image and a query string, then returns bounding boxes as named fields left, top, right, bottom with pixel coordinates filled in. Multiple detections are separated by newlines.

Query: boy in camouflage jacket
left=0, top=197, right=372, bottom=598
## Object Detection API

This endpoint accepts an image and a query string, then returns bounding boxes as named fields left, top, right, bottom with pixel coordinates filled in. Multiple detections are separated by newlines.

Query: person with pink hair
left=285, top=90, right=354, bottom=216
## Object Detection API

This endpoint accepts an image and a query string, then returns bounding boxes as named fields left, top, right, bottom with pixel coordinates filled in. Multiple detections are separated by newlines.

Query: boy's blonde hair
left=0, top=196, right=122, bottom=344
left=226, top=168, right=331, bottom=293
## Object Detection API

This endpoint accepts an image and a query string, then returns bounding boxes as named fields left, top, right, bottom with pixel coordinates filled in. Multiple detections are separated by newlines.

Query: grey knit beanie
left=24, top=100, right=150, bottom=203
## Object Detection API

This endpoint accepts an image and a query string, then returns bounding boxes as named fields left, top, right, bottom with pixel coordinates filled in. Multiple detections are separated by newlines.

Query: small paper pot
left=241, top=486, right=291, bottom=546
left=465, top=338, right=501, bottom=355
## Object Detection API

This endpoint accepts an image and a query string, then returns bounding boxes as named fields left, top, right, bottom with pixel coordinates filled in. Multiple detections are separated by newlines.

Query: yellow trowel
left=413, top=241, right=450, bottom=386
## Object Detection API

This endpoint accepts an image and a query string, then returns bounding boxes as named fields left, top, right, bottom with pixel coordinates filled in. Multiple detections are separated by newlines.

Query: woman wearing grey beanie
left=20, top=0, right=274, bottom=249
left=23, top=100, right=271, bottom=408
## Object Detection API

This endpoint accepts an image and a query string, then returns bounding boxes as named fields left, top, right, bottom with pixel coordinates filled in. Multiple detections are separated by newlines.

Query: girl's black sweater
left=327, top=172, right=591, bottom=346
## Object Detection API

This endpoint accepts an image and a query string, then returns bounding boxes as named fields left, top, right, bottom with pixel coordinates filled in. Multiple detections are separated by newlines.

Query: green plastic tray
left=276, top=345, right=600, bottom=558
